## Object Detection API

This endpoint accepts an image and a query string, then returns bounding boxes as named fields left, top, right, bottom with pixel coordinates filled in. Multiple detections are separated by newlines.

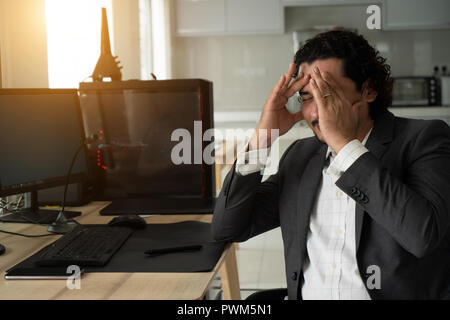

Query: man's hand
left=309, top=67, right=361, bottom=153
left=249, top=62, right=311, bottom=150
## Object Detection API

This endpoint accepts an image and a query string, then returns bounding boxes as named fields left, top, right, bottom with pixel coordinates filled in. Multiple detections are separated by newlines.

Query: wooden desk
left=0, top=201, right=241, bottom=300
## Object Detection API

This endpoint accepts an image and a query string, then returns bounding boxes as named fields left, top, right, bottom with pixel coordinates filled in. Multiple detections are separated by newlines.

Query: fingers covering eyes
left=311, top=70, right=334, bottom=96
left=319, top=71, right=346, bottom=100
left=285, top=72, right=310, bottom=97
left=309, top=78, right=327, bottom=109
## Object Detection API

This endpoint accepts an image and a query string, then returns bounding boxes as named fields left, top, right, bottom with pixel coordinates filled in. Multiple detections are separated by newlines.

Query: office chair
left=245, top=288, right=288, bottom=300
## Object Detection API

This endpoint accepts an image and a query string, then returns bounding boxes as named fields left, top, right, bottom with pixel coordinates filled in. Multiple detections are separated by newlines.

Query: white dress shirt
left=235, top=130, right=372, bottom=300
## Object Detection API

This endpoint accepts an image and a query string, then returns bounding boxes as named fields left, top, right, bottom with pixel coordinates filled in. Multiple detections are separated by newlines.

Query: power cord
left=0, top=197, right=56, bottom=237
left=0, top=198, right=52, bottom=226
left=0, top=195, right=24, bottom=213
left=48, top=134, right=99, bottom=234
left=0, top=229, right=58, bottom=238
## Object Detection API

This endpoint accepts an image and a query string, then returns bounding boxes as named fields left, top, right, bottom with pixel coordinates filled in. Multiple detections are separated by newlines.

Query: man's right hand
left=249, top=62, right=311, bottom=150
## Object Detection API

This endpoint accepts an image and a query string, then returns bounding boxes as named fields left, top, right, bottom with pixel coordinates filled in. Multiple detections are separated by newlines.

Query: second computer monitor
left=78, top=79, right=215, bottom=202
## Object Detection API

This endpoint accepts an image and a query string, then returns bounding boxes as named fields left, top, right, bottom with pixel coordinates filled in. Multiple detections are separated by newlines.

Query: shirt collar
left=325, top=127, right=374, bottom=160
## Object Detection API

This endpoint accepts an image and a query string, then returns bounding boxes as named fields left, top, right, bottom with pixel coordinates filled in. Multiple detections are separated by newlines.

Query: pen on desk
left=144, top=244, right=203, bottom=255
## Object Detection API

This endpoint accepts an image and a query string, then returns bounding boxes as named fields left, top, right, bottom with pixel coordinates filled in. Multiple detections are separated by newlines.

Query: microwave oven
left=392, top=77, right=439, bottom=107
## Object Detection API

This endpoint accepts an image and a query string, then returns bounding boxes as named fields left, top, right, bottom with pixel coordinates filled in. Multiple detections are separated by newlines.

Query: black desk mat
left=7, top=221, right=228, bottom=274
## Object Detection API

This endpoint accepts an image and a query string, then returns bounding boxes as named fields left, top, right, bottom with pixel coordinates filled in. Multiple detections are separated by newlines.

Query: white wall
left=172, top=34, right=293, bottom=112
left=0, top=0, right=49, bottom=88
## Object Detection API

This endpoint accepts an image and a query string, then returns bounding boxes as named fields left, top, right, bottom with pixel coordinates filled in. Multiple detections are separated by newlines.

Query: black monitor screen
left=0, top=89, right=87, bottom=196
left=79, top=79, right=214, bottom=200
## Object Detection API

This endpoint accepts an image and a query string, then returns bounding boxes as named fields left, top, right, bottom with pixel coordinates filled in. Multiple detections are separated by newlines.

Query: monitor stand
left=0, top=191, right=81, bottom=225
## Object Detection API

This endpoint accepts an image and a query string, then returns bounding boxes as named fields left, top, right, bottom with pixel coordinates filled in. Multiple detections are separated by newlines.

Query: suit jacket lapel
left=355, top=110, right=395, bottom=252
left=297, top=142, right=328, bottom=257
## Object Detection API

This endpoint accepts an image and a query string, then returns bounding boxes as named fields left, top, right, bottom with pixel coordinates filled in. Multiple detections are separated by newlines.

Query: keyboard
left=35, top=225, right=133, bottom=267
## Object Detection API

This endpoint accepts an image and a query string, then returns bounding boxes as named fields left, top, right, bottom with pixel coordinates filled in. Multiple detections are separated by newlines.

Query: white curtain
left=139, top=0, right=172, bottom=80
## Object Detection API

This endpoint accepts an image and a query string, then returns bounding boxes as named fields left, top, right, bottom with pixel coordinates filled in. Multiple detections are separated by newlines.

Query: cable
left=60, top=142, right=85, bottom=214
left=0, top=229, right=58, bottom=238
left=14, top=194, right=24, bottom=210
left=60, top=134, right=98, bottom=214
left=0, top=200, right=48, bottom=226
left=0, top=196, right=24, bottom=212
left=48, top=135, right=99, bottom=234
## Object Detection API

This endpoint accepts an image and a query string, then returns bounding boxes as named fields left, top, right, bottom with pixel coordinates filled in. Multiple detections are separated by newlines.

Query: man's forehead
left=299, top=58, right=345, bottom=78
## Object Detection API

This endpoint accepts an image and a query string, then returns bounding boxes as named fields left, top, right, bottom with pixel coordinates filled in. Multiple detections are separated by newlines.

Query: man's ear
left=362, top=80, right=378, bottom=103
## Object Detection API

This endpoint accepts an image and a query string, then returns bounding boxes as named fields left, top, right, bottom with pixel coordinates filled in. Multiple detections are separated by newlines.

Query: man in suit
left=212, top=30, right=450, bottom=300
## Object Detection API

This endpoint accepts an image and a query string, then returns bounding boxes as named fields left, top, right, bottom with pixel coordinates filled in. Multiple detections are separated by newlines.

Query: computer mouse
left=0, top=243, right=5, bottom=256
left=108, top=215, right=147, bottom=230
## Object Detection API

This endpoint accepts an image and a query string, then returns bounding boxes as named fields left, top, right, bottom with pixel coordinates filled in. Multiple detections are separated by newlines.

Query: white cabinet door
left=227, top=0, right=283, bottom=34
left=175, top=0, right=226, bottom=35
left=175, top=0, right=283, bottom=35
left=282, top=0, right=375, bottom=6
left=383, top=0, right=450, bottom=30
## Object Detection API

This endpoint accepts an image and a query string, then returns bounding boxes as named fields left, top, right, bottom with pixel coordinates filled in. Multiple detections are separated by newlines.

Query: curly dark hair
left=294, top=30, right=393, bottom=120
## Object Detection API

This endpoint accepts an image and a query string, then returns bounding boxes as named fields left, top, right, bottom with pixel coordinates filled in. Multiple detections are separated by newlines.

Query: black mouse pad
left=6, top=221, right=228, bottom=274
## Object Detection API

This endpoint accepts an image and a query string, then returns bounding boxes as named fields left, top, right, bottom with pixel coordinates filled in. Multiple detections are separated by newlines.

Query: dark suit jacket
left=212, top=110, right=450, bottom=300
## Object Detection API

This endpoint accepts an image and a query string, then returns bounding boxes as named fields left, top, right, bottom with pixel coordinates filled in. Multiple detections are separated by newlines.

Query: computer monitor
left=78, top=79, right=216, bottom=215
left=0, top=89, right=88, bottom=223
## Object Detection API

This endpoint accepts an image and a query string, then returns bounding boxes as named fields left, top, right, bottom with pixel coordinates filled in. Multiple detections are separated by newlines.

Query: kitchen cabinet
left=175, top=0, right=226, bottom=35
left=281, top=0, right=449, bottom=31
left=175, top=0, right=450, bottom=36
left=282, top=0, right=376, bottom=6
left=175, top=0, right=283, bottom=36
left=226, top=0, right=283, bottom=34
left=383, top=0, right=450, bottom=30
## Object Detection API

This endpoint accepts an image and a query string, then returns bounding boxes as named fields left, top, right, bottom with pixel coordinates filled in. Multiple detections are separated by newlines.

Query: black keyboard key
left=35, top=225, right=133, bottom=267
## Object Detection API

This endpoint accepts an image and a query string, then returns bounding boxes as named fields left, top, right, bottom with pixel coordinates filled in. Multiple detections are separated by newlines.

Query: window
left=139, top=0, right=171, bottom=80
left=45, top=0, right=113, bottom=88
left=150, top=0, right=171, bottom=80
left=139, top=0, right=152, bottom=80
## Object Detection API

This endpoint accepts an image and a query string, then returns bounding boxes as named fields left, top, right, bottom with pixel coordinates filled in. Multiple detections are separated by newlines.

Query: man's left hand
left=309, top=67, right=362, bottom=153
